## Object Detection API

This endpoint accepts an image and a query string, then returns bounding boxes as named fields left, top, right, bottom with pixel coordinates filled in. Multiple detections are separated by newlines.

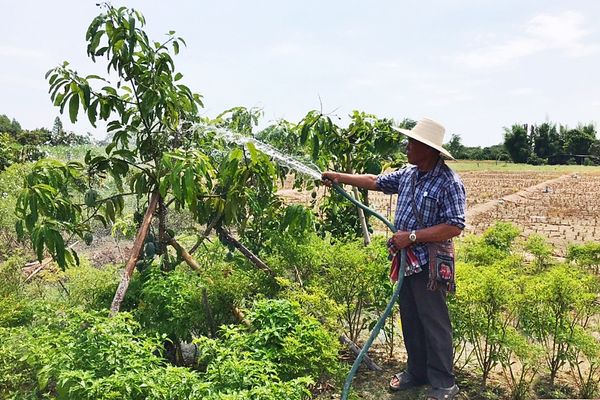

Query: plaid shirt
left=376, top=158, right=466, bottom=276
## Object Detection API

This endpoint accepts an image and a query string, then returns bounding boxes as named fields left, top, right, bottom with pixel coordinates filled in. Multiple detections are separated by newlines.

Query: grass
left=447, top=159, right=600, bottom=174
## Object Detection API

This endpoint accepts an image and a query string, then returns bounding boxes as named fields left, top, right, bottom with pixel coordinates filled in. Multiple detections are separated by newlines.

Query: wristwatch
left=409, top=230, right=417, bottom=242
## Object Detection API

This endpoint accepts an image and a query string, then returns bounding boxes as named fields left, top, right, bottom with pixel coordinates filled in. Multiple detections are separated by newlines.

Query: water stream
left=193, top=124, right=323, bottom=180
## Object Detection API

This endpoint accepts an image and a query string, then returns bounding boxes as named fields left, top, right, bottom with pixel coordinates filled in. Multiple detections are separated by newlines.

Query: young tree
left=16, top=4, right=279, bottom=314
left=297, top=110, right=407, bottom=243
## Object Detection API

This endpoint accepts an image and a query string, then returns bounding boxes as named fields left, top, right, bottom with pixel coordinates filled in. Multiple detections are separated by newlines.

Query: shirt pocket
left=418, top=193, right=440, bottom=225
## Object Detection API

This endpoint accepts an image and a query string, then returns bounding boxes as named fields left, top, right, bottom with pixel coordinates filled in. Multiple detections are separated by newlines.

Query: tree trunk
left=156, top=196, right=173, bottom=271
left=353, top=186, right=371, bottom=245
left=217, top=228, right=275, bottom=277
left=110, top=191, right=159, bottom=315
left=346, top=159, right=370, bottom=245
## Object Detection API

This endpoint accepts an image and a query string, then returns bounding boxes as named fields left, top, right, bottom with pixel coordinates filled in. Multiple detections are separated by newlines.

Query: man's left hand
left=390, top=231, right=412, bottom=249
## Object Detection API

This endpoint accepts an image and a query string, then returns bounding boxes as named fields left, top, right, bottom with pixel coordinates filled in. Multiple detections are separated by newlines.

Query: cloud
left=456, top=11, right=599, bottom=68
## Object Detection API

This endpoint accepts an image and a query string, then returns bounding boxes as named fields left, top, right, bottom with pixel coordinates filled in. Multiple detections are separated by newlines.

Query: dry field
left=464, top=172, right=600, bottom=255
left=278, top=164, right=600, bottom=255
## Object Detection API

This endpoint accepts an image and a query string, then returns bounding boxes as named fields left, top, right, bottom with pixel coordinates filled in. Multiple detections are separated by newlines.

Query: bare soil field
left=278, top=166, right=600, bottom=255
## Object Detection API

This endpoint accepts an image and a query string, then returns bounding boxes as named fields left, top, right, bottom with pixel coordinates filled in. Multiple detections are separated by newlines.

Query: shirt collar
left=412, top=157, right=445, bottom=179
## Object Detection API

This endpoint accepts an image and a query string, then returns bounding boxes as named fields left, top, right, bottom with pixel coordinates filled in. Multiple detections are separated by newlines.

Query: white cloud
left=456, top=11, right=599, bottom=68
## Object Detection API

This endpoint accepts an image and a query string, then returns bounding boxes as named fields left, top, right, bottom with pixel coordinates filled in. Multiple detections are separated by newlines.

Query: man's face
left=406, top=138, right=436, bottom=165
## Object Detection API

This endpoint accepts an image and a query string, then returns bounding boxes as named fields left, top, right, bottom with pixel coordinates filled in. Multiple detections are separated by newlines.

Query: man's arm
left=390, top=223, right=462, bottom=249
left=321, top=171, right=379, bottom=191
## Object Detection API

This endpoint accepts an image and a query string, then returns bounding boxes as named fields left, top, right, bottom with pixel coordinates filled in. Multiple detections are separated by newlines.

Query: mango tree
left=15, top=4, right=279, bottom=314
left=296, top=110, right=408, bottom=243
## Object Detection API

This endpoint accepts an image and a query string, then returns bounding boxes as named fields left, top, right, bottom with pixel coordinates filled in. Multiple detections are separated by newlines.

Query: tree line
left=0, top=115, right=91, bottom=170
left=444, top=122, right=600, bottom=165
left=503, top=122, right=599, bottom=165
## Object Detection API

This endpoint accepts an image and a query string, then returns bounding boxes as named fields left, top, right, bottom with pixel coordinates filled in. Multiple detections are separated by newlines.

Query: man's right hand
left=321, top=171, right=338, bottom=187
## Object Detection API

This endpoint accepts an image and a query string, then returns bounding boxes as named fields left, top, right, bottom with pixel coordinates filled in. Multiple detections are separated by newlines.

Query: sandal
left=426, top=384, right=459, bottom=399
left=389, top=371, right=427, bottom=392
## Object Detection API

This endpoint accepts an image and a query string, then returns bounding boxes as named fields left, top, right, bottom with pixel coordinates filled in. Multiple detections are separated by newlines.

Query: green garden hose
left=330, top=183, right=405, bottom=400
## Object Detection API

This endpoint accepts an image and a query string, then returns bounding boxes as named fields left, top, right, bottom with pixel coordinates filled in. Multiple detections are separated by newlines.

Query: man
left=322, top=118, right=466, bottom=400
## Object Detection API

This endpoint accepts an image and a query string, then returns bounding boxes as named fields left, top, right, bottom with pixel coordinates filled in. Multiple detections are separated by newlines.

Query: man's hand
left=321, top=171, right=338, bottom=187
left=390, top=231, right=412, bottom=249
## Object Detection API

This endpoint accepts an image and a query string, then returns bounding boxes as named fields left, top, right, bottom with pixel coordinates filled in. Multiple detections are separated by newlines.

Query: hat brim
left=394, top=127, right=455, bottom=160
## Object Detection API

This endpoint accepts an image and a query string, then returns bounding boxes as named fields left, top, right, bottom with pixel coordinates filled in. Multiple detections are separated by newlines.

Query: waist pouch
left=427, top=241, right=456, bottom=293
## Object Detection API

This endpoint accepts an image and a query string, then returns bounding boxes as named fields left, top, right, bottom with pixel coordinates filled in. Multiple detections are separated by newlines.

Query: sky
left=1, top=0, right=599, bottom=147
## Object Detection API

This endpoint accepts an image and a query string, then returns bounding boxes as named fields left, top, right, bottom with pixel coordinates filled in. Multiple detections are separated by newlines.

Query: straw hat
left=394, top=118, right=454, bottom=160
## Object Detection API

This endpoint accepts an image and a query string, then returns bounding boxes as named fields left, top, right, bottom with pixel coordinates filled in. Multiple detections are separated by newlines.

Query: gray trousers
left=398, top=269, right=455, bottom=388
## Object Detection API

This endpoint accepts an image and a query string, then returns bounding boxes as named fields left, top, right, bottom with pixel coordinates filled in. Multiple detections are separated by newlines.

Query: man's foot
left=389, top=371, right=427, bottom=392
left=426, top=384, right=459, bottom=399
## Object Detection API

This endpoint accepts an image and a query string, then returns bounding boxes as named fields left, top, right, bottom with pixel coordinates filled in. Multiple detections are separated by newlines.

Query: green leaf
left=173, top=41, right=179, bottom=55
left=300, top=123, right=310, bottom=145
left=174, top=72, right=183, bottom=81
left=15, top=220, right=24, bottom=238
left=311, top=135, right=320, bottom=160
left=69, top=93, right=79, bottom=123
left=81, top=84, right=91, bottom=108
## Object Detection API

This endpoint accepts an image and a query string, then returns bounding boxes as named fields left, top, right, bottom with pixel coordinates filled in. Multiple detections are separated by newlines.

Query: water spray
left=196, top=124, right=405, bottom=400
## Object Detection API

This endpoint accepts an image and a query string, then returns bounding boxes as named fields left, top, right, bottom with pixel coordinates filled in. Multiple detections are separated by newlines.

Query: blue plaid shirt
left=376, top=158, right=466, bottom=276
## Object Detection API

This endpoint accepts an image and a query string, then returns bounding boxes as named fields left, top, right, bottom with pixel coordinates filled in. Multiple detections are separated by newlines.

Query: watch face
left=409, top=233, right=416, bottom=242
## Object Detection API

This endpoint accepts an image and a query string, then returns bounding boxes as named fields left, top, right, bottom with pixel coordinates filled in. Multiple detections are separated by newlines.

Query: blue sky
left=1, top=0, right=599, bottom=146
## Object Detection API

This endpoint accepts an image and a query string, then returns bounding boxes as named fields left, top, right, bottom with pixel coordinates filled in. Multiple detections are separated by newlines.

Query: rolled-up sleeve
left=376, top=169, right=405, bottom=195
left=440, top=181, right=466, bottom=229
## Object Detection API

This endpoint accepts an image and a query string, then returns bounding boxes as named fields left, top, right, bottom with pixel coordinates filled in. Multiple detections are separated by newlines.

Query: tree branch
left=216, top=227, right=275, bottom=277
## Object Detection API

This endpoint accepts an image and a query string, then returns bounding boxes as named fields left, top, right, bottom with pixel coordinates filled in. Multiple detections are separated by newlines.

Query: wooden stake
left=110, top=191, right=159, bottom=315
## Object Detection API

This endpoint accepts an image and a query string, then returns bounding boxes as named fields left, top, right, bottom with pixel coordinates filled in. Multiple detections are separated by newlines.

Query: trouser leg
left=398, top=273, right=428, bottom=383
left=411, top=271, right=455, bottom=388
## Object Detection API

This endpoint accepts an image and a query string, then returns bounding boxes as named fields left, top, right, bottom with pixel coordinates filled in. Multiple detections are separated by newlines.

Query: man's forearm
left=415, top=223, right=462, bottom=243
left=390, top=223, right=463, bottom=249
left=324, top=172, right=379, bottom=191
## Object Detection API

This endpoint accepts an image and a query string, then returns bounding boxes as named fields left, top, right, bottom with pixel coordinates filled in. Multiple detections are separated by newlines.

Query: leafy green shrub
left=316, top=239, right=384, bottom=342
left=0, top=254, right=36, bottom=328
left=196, top=299, right=342, bottom=385
left=498, top=326, right=543, bottom=400
left=264, top=231, right=328, bottom=285
left=519, top=264, right=599, bottom=388
left=524, top=233, right=553, bottom=272
left=568, top=326, right=600, bottom=399
left=136, top=264, right=208, bottom=342
left=0, top=307, right=211, bottom=399
left=450, top=262, right=518, bottom=388
left=63, top=259, right=119, bottom=310
left=0, top=163, right=33, bottom=260
left=482, top=222, right=520, bottom=252
left=567, top=241, right=600, bottom=274
left=460, top=222, right=520, bottom=266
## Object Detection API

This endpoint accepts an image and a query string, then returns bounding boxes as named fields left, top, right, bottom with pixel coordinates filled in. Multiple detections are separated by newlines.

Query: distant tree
left=16, top=128, right=51, bottom=146
left=589, top=140, right=600, bottom=158
left=564, top=125, right=596, bottom=164
left=445, top=134, right=466, bottom=159
left=52, top=117, right=63, bottom=137
left=503, top=124, right=531, bottom=163
left=0, top=114, right=22, bottom=137
left=49, top=116, right=91, bottom=146
left=532, top=122, right=561, bottom=160
left=481, top=144, right=510, bottom=161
